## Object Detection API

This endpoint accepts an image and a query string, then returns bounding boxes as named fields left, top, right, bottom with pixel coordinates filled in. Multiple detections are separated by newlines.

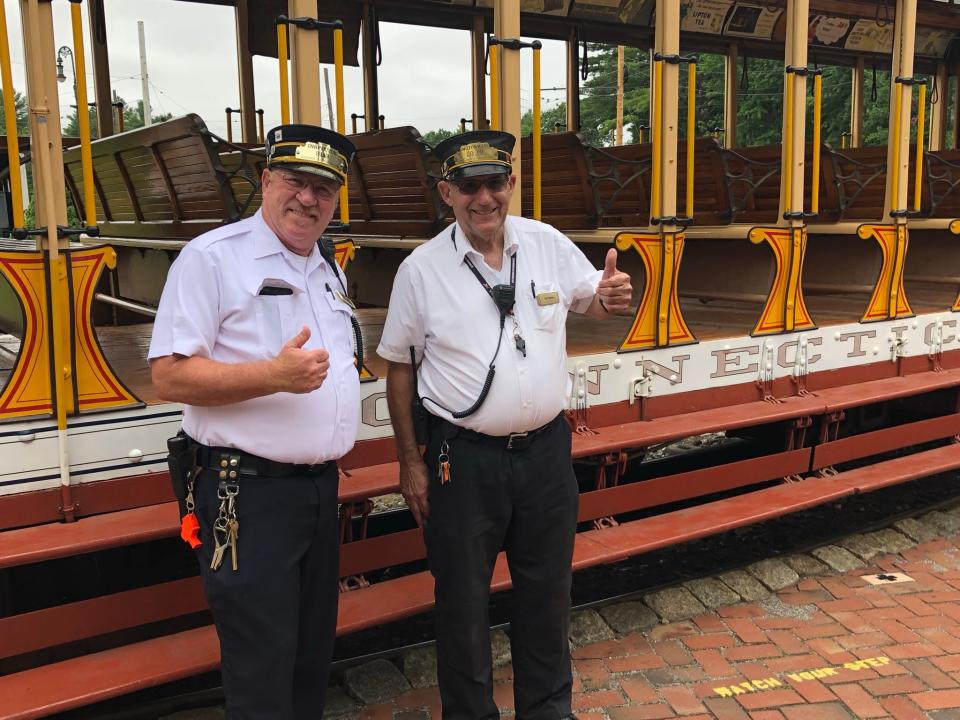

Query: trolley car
left=3, top=0, right=960, bottom=717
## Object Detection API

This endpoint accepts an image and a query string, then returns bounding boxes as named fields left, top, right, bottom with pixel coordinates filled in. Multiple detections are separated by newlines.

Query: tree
left=521, top=102, right=569, bottom=136
left=62, top=105, right=99, bottom=139
left=122, top=98, right=173, bottom=130
left=567, top=45, right=902, bottom=150
left=61, top=97, right=173, bottom=138
left=0, top=88, right=30, bottom=136
left=422, top=128, right=455, bottom=146
left=97, top=97, right=173, bottom=133
left=577, top=44, right=651, bottom=146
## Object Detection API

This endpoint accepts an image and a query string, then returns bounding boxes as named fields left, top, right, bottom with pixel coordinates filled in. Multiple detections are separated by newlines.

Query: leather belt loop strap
left=195, top=443, right=331, bottom=478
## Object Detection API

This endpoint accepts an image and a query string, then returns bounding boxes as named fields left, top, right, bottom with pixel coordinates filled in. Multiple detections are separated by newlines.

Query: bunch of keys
left=210, top=476, right=240, bottom=571
left=438, top=440, right=451, bottom=484
left=210, top=514, right=239, bottom=571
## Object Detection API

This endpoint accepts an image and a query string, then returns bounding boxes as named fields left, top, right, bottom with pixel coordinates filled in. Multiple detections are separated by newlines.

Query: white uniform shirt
left=148, top=210, right=360, bottom=464
left=378, top=215, right=601, bottom=436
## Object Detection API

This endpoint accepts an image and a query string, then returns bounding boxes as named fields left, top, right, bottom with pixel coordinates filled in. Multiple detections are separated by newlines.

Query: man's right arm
left=152, top=326, right=330, bottom=406
left=386, top=360, right=430, bottom=526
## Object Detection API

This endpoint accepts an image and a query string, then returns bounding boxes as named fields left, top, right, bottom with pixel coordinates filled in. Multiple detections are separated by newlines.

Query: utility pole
left=616, top=45, right=624, bottom=145
left=138, top=20, right=152, bottom=126
left=323, top=67, right=334, bottom=128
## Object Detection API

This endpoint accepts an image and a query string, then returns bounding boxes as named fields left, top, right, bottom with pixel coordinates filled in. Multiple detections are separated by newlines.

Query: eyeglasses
left=273, top=170, right=339, bottom=200
left=450, top=175, right=510, bottom=195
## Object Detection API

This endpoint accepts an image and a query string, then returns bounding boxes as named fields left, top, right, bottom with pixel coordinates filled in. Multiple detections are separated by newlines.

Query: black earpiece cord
left=318, top=236, right=364, bottom=374
left=415, top=226, right=514, bottom=418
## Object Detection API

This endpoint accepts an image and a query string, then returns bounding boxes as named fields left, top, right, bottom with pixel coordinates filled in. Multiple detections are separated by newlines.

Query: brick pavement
left=352, top=534, right=960, bottom=720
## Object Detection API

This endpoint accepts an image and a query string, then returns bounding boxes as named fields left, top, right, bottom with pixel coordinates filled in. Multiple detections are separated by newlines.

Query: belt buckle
left=506, top=431, right=528, bottom=450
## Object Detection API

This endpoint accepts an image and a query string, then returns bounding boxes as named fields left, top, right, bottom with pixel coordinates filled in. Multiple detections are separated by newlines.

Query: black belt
left=195, top=443, right=332, bottom=478
left=430, top=412, right=565, bottom=451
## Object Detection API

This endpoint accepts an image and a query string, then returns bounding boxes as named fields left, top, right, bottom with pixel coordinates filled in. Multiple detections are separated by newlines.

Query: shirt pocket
left=531, top=281, right=564, bottom=332
left=321, top=285, right=357, bottom=343
left=254, top=295, right=296, bottom=357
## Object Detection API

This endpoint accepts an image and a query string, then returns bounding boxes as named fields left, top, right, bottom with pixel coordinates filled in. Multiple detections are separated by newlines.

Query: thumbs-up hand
left=595, top=248, right=633, bottom=314
left=273, top=325, right=331, bottom=393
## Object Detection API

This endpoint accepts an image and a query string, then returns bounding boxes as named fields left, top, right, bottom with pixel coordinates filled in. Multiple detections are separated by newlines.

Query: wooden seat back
left=922, top=150, right=960, bottom=218
left=519, top=132, right=598, bottom=229
left=518, top=135, right=727, bottom=230
left=590, top=138, right=728, bottom=227
left=823, top=145, right=890, bottom=220
left=714, top=143, right=840, bottom=224
left=673, top=137, right=731, bottom=225
left=217, top=146, right=267, bottom=220
left=62, top=114, right=257, bottom=241
left=587, top=142, right=651, bottom=227
left=346, top=126, right=448, bottom=237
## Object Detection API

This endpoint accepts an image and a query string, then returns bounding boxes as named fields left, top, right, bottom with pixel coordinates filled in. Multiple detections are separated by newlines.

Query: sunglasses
left=274, top=170, right=339, bottom=200
left=450, top=175, right=510, bottom=195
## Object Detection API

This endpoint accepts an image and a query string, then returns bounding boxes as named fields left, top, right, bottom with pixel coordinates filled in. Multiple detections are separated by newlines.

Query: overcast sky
left=2, top=0, right=570, bottom=138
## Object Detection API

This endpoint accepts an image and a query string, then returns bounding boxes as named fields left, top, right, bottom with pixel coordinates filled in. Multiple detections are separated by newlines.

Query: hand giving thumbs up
left=595, top=248, right=633, bottom=314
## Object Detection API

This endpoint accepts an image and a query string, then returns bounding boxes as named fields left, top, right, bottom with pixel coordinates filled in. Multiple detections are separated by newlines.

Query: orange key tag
left=438, top=440, right=451, bottom=484
left=180, top=512, right=202, bottom=549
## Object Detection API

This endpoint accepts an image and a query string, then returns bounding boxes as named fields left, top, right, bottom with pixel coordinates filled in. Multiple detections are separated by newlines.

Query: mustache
left=288, top=203, right=319, bottom=218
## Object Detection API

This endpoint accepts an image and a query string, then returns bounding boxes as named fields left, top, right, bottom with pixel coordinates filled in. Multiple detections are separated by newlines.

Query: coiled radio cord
left=417, top=313, right=506, bottom=419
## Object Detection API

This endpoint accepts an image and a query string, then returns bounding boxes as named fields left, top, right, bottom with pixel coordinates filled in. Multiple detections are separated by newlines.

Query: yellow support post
left=811, top=72, right=822, bottom=215
left=890, top=79, right=904, bottom=214
left=532, top=41, right=541, bottom=221
left=333, top=25, right=349, bottom=226
left=490, top=43, right=500, bottom=131
left=651, top=59, right=663, bottom=220
left=685, top=61, right=695, bottom=220
left=70, top=0, right=96, bottom=230
left=784, top=70, right=794, bottom=214
left=0, top=0, right=24, bottom=229
left=277, top=20, right=290, bottom=125
left=914, top=81, right=926, bottom=213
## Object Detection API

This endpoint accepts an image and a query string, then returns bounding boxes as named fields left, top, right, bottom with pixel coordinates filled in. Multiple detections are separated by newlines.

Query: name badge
left=536, top=291, right=559, bottom=306
left=336, top=290, right=356, bottom=309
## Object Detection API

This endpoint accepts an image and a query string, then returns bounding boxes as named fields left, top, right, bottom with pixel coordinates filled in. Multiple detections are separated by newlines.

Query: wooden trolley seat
left=345, top=126, right=448, bottom=237
left=62, top=114, right=263, bottom=242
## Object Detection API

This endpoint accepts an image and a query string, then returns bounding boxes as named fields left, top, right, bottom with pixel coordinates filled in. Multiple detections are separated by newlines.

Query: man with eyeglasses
left=149, top=124, right=359, bottom=719
left=378, top=130, right=632, bottom=720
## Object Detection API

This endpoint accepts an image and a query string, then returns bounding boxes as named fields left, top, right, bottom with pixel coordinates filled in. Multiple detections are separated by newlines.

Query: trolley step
left=3, top=442, right=957, bottom=719
left=0, top=502, right=180, bottom=570
left=0, top=625, right=220, bottom=720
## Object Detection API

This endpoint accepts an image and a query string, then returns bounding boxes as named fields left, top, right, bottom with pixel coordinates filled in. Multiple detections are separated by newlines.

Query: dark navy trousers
left=194, top=462, right=340, bottom=720
left=424, top=416, right=579, bottom=720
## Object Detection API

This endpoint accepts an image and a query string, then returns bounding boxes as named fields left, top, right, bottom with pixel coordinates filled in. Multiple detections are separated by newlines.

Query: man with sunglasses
left=149, top=124, right=359, bottom=719
left=378, top=130, right=632, bottom=720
